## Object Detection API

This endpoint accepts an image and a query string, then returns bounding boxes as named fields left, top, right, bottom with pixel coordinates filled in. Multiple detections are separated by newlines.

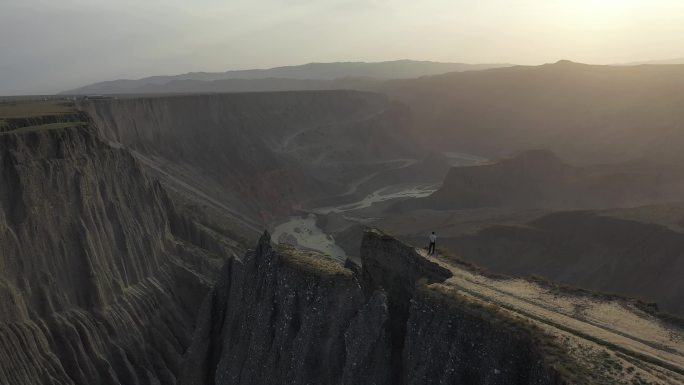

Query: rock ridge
left=179, top=229, right=568, bottom=385
left=0, top=125, right=234, bottom=385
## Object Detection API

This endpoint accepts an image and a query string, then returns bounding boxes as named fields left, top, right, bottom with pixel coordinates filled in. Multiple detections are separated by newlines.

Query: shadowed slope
left=391, top=150, right=684, bottom=212
left=381, top=61, right=684, bottom=164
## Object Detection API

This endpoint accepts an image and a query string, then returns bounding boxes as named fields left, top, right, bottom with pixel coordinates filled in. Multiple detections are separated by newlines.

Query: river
left=271, top=152, right=487, bottom=261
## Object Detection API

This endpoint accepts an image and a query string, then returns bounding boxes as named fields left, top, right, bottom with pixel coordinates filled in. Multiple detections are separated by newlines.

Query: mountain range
left=61, top=60, right=510, bottom=95
left=381, top=60, right=684, bottom=164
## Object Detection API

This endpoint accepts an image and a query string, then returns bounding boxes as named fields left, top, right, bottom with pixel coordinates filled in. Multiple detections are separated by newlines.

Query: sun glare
left=577, top=0, right=647, bottom=14
left=554, top=0, right=644, bottom=27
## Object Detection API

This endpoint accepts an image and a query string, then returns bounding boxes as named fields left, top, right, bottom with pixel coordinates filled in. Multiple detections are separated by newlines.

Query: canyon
left=2, top=69, right=684, bottom=385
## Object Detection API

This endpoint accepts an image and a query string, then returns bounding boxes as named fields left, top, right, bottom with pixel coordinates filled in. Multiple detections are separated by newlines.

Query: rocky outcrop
left=0, top=125, right=230, bottom=385
left=404, top=289, right=564, bottom=385
left=180, top=235, right=367, bottom=385
left=180, top=229, right=568, bottom=385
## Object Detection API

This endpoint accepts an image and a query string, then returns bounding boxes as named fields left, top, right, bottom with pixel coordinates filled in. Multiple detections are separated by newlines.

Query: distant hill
left=624, top=57, right=684, bottom=65
left=113, top=77, right=383, bottom=95
left=62, top=60, right=510, bottom=95
left=379, top=60, right=684, bottom=164
left=390, top=149, right=684, bottom=212
left=433, top=206, right=684, bottom=317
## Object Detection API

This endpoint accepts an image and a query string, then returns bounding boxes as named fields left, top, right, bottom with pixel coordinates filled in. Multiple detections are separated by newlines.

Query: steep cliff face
left=1, top=126, right=172, bottom=317
left=0, top=126, right=230, bottom=385
left=79, top=92, right=417, bottom=219
left=180, top=236, right=369, bottom=385
left=180, top=230, right=567, bottom=385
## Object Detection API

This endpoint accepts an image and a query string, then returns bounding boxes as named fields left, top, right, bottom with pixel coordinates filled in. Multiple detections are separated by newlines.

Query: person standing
left=428, top=232, right=437, bottom=255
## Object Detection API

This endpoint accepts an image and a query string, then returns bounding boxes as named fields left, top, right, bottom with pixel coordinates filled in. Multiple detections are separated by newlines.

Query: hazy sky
left=1, top=0, right=683, bottom=95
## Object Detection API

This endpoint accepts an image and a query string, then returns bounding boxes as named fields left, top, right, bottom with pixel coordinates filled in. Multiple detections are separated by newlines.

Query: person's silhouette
left=428, top=232, right=437, bottom=255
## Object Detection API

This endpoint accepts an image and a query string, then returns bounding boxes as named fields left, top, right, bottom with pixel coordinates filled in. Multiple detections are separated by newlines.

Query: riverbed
left=271, top=213, right=348, bottom=261
left=271, top=152, right=486, bottom=260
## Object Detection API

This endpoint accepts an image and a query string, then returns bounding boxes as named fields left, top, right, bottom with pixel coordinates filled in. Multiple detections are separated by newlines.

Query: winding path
left=420, top=249, right=684, bottom=380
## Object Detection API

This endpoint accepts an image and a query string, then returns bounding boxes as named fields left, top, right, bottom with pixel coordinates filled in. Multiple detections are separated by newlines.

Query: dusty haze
left=2, top=0, right=684, bottom=95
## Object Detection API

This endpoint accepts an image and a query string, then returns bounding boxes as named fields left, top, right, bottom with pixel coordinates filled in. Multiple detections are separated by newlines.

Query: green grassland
left=0, top=100, right=82, bottom=134
left=0, top=100, right=76, bottom=119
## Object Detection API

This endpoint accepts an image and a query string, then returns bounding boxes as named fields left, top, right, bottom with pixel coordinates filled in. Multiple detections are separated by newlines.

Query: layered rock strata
left=180, top=230, right=567, bottom=385
left=0, top=126, right=230, bottom=385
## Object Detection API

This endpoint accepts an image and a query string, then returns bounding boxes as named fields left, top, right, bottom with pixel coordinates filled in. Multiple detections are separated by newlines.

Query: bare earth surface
left=420, top=249, right=684, bottom=385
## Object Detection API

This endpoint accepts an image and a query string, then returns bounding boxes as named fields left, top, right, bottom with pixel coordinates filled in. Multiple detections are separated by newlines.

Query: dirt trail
left=419, top=249, right=684, bottom=383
